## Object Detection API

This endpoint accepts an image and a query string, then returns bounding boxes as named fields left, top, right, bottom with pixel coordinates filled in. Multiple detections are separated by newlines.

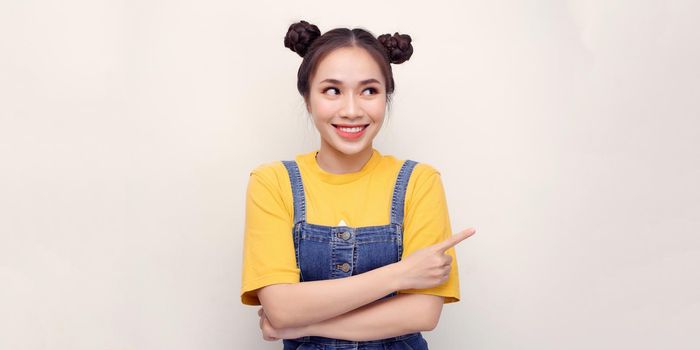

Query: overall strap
left=390, top=159, right=418, bottom=226
left=282, top=160, right=306, bottom=224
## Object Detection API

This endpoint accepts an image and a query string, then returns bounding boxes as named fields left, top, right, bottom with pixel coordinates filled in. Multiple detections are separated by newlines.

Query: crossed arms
left=256, top=262, right=444, bottom=341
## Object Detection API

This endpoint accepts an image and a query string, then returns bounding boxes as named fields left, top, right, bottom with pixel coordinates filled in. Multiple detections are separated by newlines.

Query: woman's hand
left=258, top=307, right=309, bottom=341
left=394, top=228, right=476, bottom=290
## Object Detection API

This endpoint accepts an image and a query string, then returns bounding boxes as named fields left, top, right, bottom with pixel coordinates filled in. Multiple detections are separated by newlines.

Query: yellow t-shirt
left=240, top=148, right=460, bottom=305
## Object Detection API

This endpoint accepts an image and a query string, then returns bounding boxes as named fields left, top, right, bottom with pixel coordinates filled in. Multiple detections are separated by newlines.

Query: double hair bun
left=377, top=32, right=413, bottom=64
left=283, top=20, right=321, bottom=57
left=283, top=20, right=413, bottom=64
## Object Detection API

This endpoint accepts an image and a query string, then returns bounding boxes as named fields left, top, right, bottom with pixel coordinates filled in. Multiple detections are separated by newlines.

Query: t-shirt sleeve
left=397, top=164, right=461, bottom=303
left=240, top=164, right=300, bottom=305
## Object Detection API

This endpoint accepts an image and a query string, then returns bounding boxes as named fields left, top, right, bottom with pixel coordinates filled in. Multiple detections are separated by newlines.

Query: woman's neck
left=315, top=142, right=373, bottom=174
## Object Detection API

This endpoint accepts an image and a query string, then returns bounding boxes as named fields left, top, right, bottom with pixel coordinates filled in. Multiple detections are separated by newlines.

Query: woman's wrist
left=383, top=261, right=405, bottom=292
left=299, top=323, right=315, bottom=338
left=275, top=322, right=313, bottom=340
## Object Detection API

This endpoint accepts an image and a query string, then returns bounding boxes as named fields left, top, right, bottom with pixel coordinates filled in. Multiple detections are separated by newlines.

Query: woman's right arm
left=256, top=261, right=402, bottom=329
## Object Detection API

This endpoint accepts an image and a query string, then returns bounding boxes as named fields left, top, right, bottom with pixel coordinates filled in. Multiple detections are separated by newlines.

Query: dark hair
left=284, top=20, right=413, bottom=106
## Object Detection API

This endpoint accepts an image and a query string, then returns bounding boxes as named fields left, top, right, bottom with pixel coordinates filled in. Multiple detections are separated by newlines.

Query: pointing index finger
left=435, top=228, right=476, bottom=253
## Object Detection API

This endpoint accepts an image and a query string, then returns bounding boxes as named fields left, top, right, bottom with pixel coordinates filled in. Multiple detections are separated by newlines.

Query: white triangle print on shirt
left=337, top=219, right=348, bottom=227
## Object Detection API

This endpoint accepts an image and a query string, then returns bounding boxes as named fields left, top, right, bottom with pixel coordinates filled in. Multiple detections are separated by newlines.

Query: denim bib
left=280, top=159, right=429, bottom=350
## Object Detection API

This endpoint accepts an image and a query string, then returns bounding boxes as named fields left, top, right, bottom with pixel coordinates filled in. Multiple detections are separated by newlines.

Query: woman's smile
left=332, top=123, right=370, bottom=140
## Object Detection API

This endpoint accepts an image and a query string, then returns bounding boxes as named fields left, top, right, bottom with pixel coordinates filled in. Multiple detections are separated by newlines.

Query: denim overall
left=280, top=159, right=430, bottom=350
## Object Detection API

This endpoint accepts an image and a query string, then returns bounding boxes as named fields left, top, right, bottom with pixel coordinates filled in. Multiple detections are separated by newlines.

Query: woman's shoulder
left=380, top=153, right=442, bottom=178
left=409, top=161, right=442, bottom=191
left=373, top=153, right=443, bottom=197
left=250, top=160, right=285, bottom=175
left=248, top=150, right=317, bottom=187
left=248, top=160, right=290, bottom=188
left=413, top=161, right=441, bottom=176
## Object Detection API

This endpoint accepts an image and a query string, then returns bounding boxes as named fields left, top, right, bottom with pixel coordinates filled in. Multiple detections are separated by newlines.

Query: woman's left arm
left=261, top=293, right=444, bottom=342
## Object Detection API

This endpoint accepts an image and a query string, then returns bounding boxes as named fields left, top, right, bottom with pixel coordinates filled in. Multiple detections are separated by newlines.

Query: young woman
left=240, top=20, right=476, bottom=349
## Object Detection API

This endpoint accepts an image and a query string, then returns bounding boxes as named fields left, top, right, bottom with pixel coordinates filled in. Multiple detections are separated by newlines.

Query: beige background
left=1, top=0, right=699, bottom=349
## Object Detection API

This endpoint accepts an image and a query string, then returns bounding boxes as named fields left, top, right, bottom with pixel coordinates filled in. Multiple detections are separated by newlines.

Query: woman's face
left=306, top=46, right=386, bottom=157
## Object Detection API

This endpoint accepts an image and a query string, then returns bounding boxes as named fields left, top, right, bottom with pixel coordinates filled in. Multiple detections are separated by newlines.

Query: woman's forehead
left=312, top=47, right=384, bottom=85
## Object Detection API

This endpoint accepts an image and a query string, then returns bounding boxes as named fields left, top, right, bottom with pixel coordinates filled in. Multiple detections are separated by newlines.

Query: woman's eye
left=324, top=87, right=340, bottom=95
left=323, top=87, right=378, bottom=96
left=362, top=87, right=378, bottom=95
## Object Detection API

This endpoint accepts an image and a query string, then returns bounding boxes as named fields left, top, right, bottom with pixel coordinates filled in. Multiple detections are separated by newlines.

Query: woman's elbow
left=420, top=295, right=445, bottom=331
left=257, top=284, right=293, bottom=329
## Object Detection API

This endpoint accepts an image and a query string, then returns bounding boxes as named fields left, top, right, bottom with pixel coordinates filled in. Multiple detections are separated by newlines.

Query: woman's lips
left=332, top=124, right=369, bottom=140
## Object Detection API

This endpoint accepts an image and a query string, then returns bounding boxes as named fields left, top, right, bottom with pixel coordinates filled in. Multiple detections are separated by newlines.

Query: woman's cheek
left=365, top=99, right=386, bottom=115
left=316, top=101, right=338, bottom=117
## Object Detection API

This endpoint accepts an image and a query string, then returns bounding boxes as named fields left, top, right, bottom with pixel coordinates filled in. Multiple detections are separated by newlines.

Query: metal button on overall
left=337, top=262, right=351, bottom=272
left=338, top=231, right=351, bottom=240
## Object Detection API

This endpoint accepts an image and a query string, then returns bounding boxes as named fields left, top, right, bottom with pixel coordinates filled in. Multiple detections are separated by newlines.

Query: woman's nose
left=340, top=94, right=363, bottom=119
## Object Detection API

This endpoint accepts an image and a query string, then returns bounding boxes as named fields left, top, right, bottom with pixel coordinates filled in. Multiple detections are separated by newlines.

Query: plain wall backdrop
left=1, top=0, right=699, bottom=349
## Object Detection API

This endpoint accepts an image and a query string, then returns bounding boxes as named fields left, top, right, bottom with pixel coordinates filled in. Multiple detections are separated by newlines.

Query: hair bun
left=284, top=20, right=321, bottom=58
left=377, top=32, right=413, bottom=64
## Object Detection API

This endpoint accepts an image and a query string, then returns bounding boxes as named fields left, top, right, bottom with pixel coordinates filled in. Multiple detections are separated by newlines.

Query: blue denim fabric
left=280, top=159, right=429, bottom=350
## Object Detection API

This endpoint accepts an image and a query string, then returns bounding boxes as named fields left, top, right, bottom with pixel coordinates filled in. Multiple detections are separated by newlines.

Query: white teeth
left=338, top=126, right=364, bottom=133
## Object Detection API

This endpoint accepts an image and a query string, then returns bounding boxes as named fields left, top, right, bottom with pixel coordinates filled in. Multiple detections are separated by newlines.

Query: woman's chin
left=326, top=140, right=372, bottom=157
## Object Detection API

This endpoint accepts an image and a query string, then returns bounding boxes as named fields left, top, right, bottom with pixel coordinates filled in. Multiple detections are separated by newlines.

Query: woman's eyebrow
left=319, top=78, right=382, bottom=85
